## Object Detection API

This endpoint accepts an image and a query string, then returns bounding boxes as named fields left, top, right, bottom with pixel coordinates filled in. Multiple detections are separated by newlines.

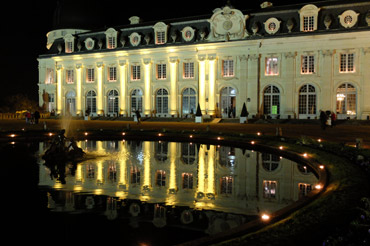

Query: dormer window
left=105, top=28, right=117, bottom=49
left=64, top=34, right=75, bottom=53
left=153, top=22, right=168, bottom=45
left=299, top=4, right=320, bottom=32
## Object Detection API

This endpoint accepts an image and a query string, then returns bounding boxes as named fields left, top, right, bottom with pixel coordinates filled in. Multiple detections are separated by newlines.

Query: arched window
left=107, top=90, right=119, bottom=115
left=336, top=83, right=356, bottom=117
left=156, top=88, right=169, bottom=116
left=131, top=89, right=143, bottom=113
left=181, top=143, right=196, bottom=164
left=263, top=85, right=280, bottom=115
left=65, top=91, right=76, bottom=115
left=220, top=86, right=236, bottom=118
left=262, top=153, right=280, bottom=171
left=86, top=90, right=96, bottom=114
left=182, top=88, right=196, bottom=115
left=298, top=84, right=316, bottom=117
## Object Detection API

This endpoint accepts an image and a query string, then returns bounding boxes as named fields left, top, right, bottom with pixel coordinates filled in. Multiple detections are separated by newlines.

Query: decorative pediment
left=207, top=6, right=248, bottom=41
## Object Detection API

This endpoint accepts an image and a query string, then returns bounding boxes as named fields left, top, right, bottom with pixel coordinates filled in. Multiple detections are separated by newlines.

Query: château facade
left=38, top=1, right=370, bottom=120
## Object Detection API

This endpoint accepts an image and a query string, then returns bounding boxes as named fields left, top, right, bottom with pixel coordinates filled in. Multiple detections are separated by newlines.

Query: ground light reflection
left=36, top=140, right=319, bottom=245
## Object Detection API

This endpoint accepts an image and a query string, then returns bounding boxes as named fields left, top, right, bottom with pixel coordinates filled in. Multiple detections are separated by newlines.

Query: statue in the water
left=43, top=129, right=85, bottom=162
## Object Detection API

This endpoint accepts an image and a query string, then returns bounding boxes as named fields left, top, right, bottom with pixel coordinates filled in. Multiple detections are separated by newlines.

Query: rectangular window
left=66, top=41, right=73, bottom=53
left=183, top=62, right=194, bottom=79
left=108, top=66, right=117, bottom=81
left=131, top=65, right=141, bottom=81
left=301, top=55, right=315, bottom=74
left=299, top=183, right=312, bottom=199
left=66, top=69, right=74, bottom=84
left=265, top=57, right=279, bottom=75
left=263, top=180, right=277, bottom=199
left=130, top=166, right=140, bottom=184
left=156, top=31, right=166, bottom=44
left=221, top=176, right=233, bottom=194
left=222, top=60, right=234, bottom=77
left=45, top=68, right=54, bottom=84
left=303, top=16, right=314, bottom=31
left=86, top=68, right=95, bottom=82
left=340, top=53, right=355, bottom=73
left=107, top=36, right=116, bottom=49
left=156, top=170, right=166, bottom=187
left=157, top=64, right=167, bottom=80
left=182, top=173, right=193, bottom=189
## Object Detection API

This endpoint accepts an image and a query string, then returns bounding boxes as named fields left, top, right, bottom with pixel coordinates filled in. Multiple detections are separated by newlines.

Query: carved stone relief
left=207, top=6, right=248, bottom=41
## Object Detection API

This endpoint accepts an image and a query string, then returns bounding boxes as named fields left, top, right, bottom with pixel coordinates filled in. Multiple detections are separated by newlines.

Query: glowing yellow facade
left=38, top=2, right=370, bottom=119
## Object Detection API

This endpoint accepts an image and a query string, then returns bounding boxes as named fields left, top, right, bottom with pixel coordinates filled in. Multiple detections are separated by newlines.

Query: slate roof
left=40, top=0, right=370, bottom=58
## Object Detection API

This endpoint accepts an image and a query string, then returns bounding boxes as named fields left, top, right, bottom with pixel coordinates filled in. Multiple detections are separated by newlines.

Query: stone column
left=361, top=47, right=370, bottom=119
left=119, top=60, right=127, bottom=116
left=198, top=54, right=207, bottom=114
left=247, top=54, right=259, bottom=117
left=207, top=54, right=217, bottom=116
left=321, top=50, right=334, bottom=114
left=96, top=62, right=104, bottom=115
left=169, top=57, right=179, bottom=117
left=283, top=52, right=296, bottom=118
left=75, top=63, right=82, bottom=116
left=143, top=58, right=152, bottom=116
left=56, top=64, right=63, bottom=115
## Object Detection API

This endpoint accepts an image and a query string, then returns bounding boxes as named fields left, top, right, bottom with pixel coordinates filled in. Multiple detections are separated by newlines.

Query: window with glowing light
left=336, top=83, right=356, bottom=116
left=45, top=68, right=54, bottom=84
left=66, top=69, right=74, bottom=84
left=222, top=59, right=234, bottom=77
left=265, top=57, right=278, bottom=75
left=263, top=180, right=277, bottom=199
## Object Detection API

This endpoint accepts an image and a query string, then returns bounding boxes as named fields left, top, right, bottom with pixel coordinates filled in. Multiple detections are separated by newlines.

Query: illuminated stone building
left=38, top=1, right=370, bottom=119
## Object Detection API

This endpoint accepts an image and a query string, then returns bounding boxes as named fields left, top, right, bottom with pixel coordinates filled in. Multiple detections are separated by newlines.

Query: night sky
left=0, top=0, right=312, bottom=106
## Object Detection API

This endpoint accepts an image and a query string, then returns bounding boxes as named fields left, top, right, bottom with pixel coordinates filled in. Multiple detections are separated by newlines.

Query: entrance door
left=220, top=87, right=236, bottom=118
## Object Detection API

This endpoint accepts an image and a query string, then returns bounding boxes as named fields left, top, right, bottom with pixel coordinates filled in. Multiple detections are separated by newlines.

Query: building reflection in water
left=38, top=140, right=318, bottom=235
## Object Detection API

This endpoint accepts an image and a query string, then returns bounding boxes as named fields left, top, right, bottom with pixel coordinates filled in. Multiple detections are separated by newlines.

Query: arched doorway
left=336, top=83, right=356, bottom=119
left=86, top=90, right=97, bottom=115
left=220, top=86, right=236, bottom=118
left=107, top=89, right=119, bottom=116
left=182, top=88, right=196, bottom=116
left=298, top=84, right=316, bottom=119
left=156, top=88, right=169, bottom=117
left=263, top=85, right=280, bottom=117
left=65, top=91, right=76, bottom=116
left=131, top=89, right=143, bottom=116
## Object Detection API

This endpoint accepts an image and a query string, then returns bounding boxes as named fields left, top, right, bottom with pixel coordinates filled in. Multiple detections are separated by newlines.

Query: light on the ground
left=251, top=141, right=255, bottom=145
left=189, top=135, right=193, bottom=138
left=84, top=132, right=88, bottom=136
left=257, top=132, right=261, bottom=136
left=279, top=146, right=283, bottom=150
left=315, top=184, right=322, bottom=189
left=319, top=165, right=324, bottom=169
left=9, top=134, right=16, bottom=138
left=303, top=153, right=308, bottom=158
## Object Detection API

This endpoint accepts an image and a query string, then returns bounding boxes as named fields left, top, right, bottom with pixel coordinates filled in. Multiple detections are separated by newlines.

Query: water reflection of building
left=39, top=140, right=317, bottom=217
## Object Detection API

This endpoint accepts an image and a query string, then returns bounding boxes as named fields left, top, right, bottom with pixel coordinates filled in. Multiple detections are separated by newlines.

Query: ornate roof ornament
left=207, top=6, right=249, bottom=41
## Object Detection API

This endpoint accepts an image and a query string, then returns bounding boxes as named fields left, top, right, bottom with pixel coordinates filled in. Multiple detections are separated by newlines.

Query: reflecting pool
left=32, top=140, right=319, bottom=245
